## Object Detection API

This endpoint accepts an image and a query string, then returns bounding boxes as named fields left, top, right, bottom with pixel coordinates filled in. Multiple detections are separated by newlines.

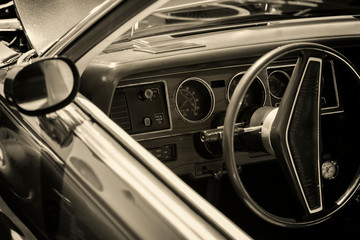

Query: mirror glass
left=12, top=59, right=75, bottom=111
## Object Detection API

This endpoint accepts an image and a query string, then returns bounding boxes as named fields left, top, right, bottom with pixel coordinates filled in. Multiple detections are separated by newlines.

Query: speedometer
left=175, top=77, right=215, bottom=122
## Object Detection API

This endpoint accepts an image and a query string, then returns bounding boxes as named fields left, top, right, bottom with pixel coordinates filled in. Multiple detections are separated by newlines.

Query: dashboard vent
left=154, top=1, right=250, bottom=22
left=171, top=6, right=239, bottom=19
left=110, top=89, right=132, bottom=132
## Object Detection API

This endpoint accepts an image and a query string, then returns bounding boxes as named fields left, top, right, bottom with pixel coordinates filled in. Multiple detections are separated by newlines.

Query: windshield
left=13, top=0, right=105, bottom=54
left=126, top=0, right=360, bottom=39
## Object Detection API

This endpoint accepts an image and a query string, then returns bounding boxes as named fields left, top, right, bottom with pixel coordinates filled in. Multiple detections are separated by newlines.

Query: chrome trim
left=321, top=60, right=342, bottom=114
left=0, top=197, right=37, bottom=239
left=326, top=52, right=360, bottom=207
left=0, top=143, right=4, bottom=168
left=327, top=51, right=360, bottom=83
left=0, top=100, right=65, bottom=167
left=318, top=50, right=360, bottom=120
left=153, top=2, right=250, bottom=22
left=285, top=57, right=323, bottom=214
left=267, top=61, right=344, bottom=115
left=226, top=71, right=266, bottom=105
left=72, top=117, right=222, bottom=239
left=174, top=77, right=215, bottom=123
left=200, top=122, right=253, bottom=143
left=0, top=18, right=22, bottom=31
left=75, top=96, right=250, bottom=239
left=42, top=0, right=123, bottom=57
left=266, top=64, right=296, bottom=106
left=136, top=130, right=205, bottom=142
left=115, top=80, right=173, bottom=137
left=267, top=63, right=296, bottom=70
left=261, top=108, right=278, bottom=156
left=0, top=1, right=13, bottom=9
left=322, top=110, right=344, bottom=115
left=336, top=170, right=360, bottom=206
left=268, top=70, right=291, bottom=100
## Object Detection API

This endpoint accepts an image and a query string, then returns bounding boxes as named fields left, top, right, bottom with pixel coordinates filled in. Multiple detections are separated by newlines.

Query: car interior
left=75, top=1, right=360, bottom=238
left=3, top=0, right=360, bottom=239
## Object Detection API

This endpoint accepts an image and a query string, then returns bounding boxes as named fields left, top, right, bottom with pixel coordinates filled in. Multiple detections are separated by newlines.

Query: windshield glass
left=13, top=0, right=105, bottom=54
left=126, top=0, right=360, bottom=39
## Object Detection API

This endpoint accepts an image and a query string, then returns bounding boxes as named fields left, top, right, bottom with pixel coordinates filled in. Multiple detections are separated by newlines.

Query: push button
left=143, top=117, right=152, bottom=127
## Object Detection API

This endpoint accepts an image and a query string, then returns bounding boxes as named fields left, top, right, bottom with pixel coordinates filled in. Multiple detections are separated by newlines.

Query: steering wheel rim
left=223, top=42, right=360, bottom=227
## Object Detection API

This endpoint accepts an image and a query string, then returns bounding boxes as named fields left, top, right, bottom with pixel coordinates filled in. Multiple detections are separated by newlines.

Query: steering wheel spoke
left=272, top=54, right=323, bottom=214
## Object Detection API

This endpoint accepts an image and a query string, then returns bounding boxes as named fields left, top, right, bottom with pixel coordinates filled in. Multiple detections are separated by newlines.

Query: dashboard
left=80, top=15, right=360, bottom=178
left=82, top=58, right=345, bottom=177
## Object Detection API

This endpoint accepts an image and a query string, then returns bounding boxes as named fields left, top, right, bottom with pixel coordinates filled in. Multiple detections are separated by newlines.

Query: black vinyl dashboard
left=80, top=15, right=360, bottom=177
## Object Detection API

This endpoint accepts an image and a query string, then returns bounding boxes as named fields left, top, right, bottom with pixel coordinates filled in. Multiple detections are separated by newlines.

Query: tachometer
left=268, top=70, right=290, bottom=99
left=227, top=72, right=265, bottom=109
left=175, top=77, right=215, bottom=122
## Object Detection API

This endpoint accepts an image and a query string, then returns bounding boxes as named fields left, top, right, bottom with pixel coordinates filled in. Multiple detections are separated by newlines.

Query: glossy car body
left=1, top=0, right=360, bottom=239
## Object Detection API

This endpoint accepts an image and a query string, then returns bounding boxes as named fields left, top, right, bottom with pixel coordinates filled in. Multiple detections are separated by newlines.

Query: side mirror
left=4, top=58, right=79, bottom=115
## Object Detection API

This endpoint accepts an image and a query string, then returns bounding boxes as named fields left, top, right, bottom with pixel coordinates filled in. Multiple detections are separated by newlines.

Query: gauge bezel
left=175, top=77, right=215, bottom=123
left=226, top=71, right=266, bottom=106
left=268, top=70, right=291, bottom=100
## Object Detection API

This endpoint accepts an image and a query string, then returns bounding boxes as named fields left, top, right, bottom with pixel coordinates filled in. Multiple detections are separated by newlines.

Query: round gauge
left=227, top=72, right=265, bottom=110
left=175, top=77, right=215, bottom=122
left=321, top=160, right=338, bottom=180
left=268, top=70, right=290, bottom=99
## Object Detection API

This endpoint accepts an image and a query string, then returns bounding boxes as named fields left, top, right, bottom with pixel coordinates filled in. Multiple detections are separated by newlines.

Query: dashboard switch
left=144, top=89, right=154, bottom=99
left=143, top=117, right=152, bottom=127
left=154, top=113, right=165, bottom=126
left=148, top=144, right=176, bottom=162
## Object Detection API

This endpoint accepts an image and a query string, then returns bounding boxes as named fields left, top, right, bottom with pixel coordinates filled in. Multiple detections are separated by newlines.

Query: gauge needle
left=179, top=99, right=189, bottom=109
left=179, top=93, right=194, bottom=110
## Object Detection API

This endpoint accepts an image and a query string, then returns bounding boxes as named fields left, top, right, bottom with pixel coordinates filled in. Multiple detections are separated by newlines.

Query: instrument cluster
left=174, top=72, right=267, bottom=124
left=112, top=60, right=342, bottom=137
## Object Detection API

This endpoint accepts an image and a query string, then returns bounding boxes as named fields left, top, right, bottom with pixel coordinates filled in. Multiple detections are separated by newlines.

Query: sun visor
left=13, top=0, right=104, bottom=54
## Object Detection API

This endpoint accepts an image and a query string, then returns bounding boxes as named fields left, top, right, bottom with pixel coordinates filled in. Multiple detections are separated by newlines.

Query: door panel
left=0, top=102, right=64, bottom=238
left=0, top=100, right=131, bottom=239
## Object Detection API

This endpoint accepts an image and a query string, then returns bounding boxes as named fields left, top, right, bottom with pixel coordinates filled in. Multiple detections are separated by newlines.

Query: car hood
left=13, top=0, right=104, bottom=54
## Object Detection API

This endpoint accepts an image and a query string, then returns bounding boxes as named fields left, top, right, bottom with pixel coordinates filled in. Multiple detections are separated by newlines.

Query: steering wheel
left=223, top=42, right=360, bottom=227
